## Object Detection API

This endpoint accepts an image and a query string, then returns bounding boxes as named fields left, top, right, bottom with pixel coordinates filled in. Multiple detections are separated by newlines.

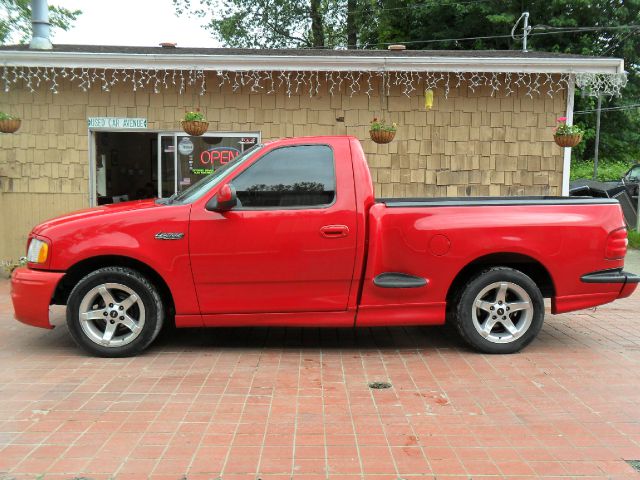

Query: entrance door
left=93, top=131, right=157, bottom=205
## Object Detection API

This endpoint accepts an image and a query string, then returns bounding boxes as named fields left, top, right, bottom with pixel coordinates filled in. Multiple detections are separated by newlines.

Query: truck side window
left=231, top=145, right=336, bottom=208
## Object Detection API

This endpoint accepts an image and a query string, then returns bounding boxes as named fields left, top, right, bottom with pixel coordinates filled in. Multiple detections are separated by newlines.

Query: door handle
left=320, top=225, right=349, bottom=238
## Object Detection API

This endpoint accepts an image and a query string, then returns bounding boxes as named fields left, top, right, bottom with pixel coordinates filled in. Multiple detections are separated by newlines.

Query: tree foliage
left=0, top=0, right=81, bottom=45
left=172, top=0, right=360, bottom=48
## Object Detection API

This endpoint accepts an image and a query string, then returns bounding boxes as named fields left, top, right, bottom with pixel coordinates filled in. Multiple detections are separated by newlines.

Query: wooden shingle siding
left=0, top=73, right=565, bottom=259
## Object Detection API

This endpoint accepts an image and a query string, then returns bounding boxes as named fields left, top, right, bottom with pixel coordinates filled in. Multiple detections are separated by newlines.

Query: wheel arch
left=52, top=255, right=175, bottom=318
left=446, top=252, right=555, bottom=307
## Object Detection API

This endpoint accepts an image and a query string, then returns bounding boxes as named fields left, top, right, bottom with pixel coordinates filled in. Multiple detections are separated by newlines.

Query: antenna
left=511, top=11, right=532, bottom=52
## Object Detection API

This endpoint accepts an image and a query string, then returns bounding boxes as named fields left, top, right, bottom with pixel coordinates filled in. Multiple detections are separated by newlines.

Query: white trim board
left=0, top=50, right=624, bottom=74
left=561, top=77, right=576, bottom=197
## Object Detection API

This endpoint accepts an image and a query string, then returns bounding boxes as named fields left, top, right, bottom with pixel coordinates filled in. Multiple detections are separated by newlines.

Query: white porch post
left=561, top=75, right=576, bottom=196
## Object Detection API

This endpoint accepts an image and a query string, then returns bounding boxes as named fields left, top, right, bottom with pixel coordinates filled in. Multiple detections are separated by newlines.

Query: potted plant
left=181, top=109, right=209, bottom=136
left=369, top=117, right=397, bottom=144
left=553, top=117, right=583, bottom=148
left=0, top=112, right=21, bottom=133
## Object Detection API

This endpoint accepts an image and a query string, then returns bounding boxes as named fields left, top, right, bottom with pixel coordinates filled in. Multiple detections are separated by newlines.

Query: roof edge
left=0, top=50, right=625, bottom=74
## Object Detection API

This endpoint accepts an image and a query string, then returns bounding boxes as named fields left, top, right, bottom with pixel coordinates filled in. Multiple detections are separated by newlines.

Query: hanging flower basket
left=369, top=117, right=397, bottom=144
left=0, top=115, right=21, bottom=134
left=553, top=117, right=584, bottom=148
left=181, top=120, right=209, bottom=136
left=370, top=129, right=396, bottom=144
left=554, top=134, right=582, bottom=148
left=181, top=109, right=208, bottom=136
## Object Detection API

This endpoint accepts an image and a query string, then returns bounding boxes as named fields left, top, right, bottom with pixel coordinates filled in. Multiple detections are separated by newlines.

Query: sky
left=51, top=0, right=221, bottom=48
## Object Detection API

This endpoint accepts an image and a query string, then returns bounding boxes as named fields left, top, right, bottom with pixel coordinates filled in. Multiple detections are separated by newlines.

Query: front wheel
left=66, top=267, right=164, bottom=357
left=453, top=267, right=544, bottom=354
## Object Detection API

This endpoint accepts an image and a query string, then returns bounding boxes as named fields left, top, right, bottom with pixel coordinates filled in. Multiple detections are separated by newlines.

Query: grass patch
left=570, top=159, right=632, bottom=181
left=629, top=229, right=640, bottom=250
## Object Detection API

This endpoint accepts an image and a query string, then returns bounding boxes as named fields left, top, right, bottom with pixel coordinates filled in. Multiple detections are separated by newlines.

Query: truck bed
left=378, top=196, right=619, bottom=208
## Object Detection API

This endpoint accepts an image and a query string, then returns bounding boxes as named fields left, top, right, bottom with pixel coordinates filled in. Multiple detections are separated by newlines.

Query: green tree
left=172, top=0, right=362, bottom=48
left=0, top=0, right=81, bottom=44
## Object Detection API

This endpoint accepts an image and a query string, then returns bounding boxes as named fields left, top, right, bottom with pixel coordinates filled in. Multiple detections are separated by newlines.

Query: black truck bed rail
left=379, top=196, right=620, bottom=208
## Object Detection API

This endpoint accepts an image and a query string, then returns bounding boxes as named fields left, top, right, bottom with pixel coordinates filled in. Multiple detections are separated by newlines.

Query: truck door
left=189, top=140, right=358, bottom=314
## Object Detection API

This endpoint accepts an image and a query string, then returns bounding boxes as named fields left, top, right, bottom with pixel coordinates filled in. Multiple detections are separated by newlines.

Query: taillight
left=605, top=227, right=628, bottom=260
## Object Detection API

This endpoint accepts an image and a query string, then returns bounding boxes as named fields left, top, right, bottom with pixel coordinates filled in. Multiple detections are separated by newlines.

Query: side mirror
left=206, top=184, right=237, bottom=212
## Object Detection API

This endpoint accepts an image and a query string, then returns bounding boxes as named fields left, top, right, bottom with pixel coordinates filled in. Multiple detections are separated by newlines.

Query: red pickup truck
left=11, top=136, right=639, bottom=357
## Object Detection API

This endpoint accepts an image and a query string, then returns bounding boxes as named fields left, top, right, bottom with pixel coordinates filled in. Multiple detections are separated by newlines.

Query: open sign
left=200, top=146, right=241, bottom=166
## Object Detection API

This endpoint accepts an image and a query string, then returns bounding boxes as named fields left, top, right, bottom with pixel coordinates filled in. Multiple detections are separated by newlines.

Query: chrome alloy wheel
left=78, top=282, right=145, bottom=347
left=471, top=281, right=534, bottom=344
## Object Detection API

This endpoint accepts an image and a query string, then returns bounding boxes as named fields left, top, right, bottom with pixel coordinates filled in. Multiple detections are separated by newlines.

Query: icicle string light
left=576, top=72, right=627, bottom=96
left=0, top=67, right=627, bottom=98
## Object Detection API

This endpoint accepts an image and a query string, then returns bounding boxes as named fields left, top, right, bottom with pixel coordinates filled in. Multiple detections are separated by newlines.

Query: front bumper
left=11, top=267, right=64, bottom=329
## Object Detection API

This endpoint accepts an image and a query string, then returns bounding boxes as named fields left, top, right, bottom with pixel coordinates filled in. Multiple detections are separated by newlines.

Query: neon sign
left=200, top=146, right=241, bottom=166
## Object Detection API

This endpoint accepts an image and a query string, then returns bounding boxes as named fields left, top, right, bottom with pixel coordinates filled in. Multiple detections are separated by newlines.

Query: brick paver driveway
left=1, top=278, right=639, bottom=479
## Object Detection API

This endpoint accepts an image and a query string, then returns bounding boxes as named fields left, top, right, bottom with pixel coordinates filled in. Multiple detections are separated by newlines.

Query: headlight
left=27, top=238, right=49, bottom=264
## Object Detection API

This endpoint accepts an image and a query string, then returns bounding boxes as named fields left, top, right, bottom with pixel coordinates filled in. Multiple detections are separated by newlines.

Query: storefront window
left=176, top=135, right=258, bottom=193
left=92, top=131, right=260, bottom=205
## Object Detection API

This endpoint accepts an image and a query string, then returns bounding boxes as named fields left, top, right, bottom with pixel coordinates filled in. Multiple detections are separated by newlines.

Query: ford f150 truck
left=11, top=136, right=639, bottom=357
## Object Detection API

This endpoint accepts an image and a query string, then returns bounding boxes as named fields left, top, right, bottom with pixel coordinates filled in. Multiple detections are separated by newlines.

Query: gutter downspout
left=29, top=0, right=52, bottom=50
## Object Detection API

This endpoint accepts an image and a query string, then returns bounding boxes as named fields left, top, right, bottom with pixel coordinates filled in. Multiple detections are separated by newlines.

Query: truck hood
left=32, top=199, right=164, bottom=235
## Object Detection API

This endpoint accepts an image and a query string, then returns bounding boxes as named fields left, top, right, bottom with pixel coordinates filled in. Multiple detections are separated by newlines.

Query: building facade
left=0, top=46, right=626, bottom=259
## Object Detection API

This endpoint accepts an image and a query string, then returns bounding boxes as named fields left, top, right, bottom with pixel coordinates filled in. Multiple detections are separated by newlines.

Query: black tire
left=453, top=267, right=544, bottom=354
left=66, top=267, right=164, bottom=357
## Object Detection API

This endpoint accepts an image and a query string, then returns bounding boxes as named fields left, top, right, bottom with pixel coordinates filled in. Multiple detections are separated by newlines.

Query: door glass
left=231, top=145, right=336, bottom=208
left=177, top=135, right=258, bottom=192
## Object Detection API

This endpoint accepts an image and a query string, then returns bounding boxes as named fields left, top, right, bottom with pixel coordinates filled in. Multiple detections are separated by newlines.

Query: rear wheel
left=453, top=267, right=544, bottom=354
left=66, top=267, right=164, bottom=357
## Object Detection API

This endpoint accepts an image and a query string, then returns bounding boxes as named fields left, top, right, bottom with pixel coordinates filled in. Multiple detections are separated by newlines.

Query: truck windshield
left=168, top=144, right=263, bottom=204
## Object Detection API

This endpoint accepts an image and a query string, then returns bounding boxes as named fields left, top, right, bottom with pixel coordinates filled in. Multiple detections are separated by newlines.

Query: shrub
left=570, top=159, right=632, bottom=181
